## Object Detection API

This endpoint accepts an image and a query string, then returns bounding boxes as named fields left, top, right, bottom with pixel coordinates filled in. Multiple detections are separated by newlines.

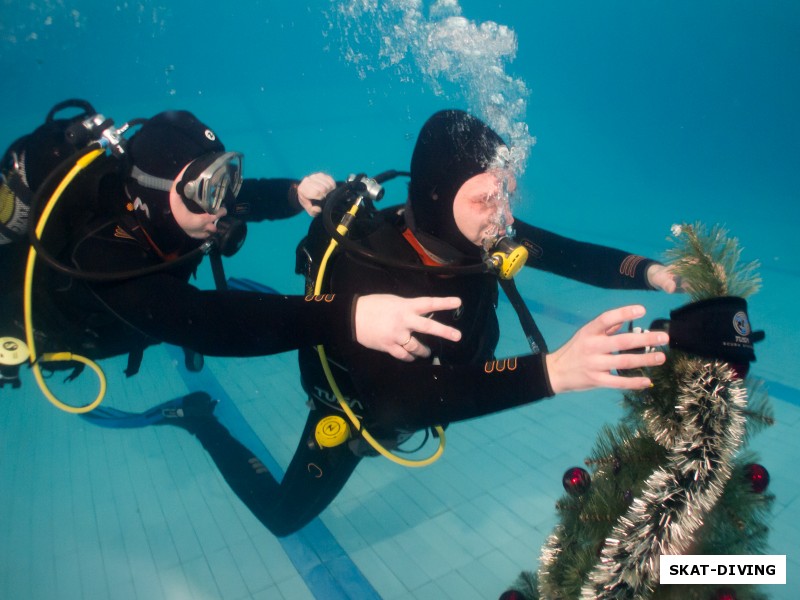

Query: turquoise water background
left=2, top=2, right=799, bottom=599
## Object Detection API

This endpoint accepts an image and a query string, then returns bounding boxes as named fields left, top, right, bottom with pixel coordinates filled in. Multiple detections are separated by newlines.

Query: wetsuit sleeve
left=89, top=273, right=354, bottom=357
left=63, top=217, right=356, bottom=357
left=229, top=178, right=303, bottom=222
left=353, top=353, right=554, bottom=432
left=514, top=219, right=659, bottom=290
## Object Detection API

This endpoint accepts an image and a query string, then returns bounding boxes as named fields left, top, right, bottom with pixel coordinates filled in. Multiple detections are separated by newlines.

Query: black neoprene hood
left=123, top=110, right=226, bottom=252
left=407, top=109, right=508, bottom=258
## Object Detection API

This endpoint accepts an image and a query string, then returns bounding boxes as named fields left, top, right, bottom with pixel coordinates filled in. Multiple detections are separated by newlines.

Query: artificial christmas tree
left=504, top=224, right=774, bottom=600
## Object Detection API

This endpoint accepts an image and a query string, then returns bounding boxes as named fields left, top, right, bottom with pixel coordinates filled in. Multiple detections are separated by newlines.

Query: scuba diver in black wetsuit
left=125, top=109, right=687, bottom=537
left=0, top=105, right=463, bottom=397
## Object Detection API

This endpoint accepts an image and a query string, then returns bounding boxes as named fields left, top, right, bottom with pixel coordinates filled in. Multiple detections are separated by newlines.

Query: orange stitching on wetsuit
left=484, top=358, right=518, bottom=373
left=113, top=226, right=136, bottom=241
left=305, top=294, right=336, bottom=302
left=620, top=254, right=645, bottom=278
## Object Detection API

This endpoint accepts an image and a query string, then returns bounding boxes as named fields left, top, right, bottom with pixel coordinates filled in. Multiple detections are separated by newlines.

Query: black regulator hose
left=320, top=171, right=489, bottom=277
left=27, top=144, right=210, bottom=282
left=319, top=170, right=548, bottom=354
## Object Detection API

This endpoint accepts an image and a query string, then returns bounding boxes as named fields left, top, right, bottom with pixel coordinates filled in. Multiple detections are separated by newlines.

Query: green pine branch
left=505, top=224, right=773, bottom=600
left=741, top=379, right=775, bottom=442
left=665, top=222, right=761, bottom=300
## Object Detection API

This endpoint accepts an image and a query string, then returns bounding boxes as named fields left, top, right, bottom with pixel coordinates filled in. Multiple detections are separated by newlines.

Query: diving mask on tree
left=129, top=151, right=243, bottom=215
left=651, top=296, right=765, bottom=377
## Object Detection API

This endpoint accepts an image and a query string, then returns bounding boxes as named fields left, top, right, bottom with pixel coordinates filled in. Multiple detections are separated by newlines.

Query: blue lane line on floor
left=762, top=379, right=800, bottom=408
left=168, top=345, right=381, bottom=600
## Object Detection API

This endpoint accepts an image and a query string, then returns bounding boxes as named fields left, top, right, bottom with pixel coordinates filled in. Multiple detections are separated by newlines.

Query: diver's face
left=169, top=163, right=227, bottom=240
left=452, top=171, right=516, bottom=249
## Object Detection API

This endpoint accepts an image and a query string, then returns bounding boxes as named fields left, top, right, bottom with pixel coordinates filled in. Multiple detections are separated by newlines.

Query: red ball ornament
left=563, top=467, right=591, bottom=495
left=498, top=591, right=525, bottom=600
left=744, top=463, right=770, bottom=493
left=714, top=588, right=736, bottom=600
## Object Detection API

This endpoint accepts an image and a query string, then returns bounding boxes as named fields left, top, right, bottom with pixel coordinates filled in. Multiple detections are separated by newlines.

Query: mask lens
left=203, top=154, right=243, bottom=213
left=207, top=170, right=230, bottom=213
left=181, top=152, right=243, bottom=214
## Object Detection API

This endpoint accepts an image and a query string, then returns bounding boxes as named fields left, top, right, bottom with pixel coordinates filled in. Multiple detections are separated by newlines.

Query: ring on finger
left=400, top=335, right=413, bottom=348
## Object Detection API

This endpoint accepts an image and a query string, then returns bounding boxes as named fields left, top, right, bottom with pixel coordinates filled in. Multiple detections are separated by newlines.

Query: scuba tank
left=3, top=100, right=245, bottom=410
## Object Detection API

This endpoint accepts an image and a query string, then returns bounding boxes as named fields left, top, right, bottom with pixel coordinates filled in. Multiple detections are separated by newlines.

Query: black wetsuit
left=1, top=171, right=354, bottom=377
left=181, top=204, right=659, bottom=537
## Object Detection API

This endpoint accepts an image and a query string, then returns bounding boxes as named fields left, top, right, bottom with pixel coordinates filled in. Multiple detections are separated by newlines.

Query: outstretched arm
left=84, top=267, right=462, bottom=359
left=515, top=220, right=659, bottom=290
left=234, top=172, right=336, bottom=221
left=354, top=306, right=666, bottom=432
left=545, top=304, right=667, bottom=393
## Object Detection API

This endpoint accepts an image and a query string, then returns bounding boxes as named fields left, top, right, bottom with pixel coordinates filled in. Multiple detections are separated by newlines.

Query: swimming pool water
left=1, top=2, right=798, bottom=598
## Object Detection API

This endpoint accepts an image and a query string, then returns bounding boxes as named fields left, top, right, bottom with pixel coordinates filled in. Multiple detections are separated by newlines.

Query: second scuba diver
left=126, top=109, right=683, bottom=537
left=0, top=107, right=464, bottom=392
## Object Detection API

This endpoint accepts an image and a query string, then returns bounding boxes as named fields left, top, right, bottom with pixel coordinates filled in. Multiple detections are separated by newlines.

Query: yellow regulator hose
left=24, top=147, right=107, bottom=413
left=314, top=197, right=446, bottom=467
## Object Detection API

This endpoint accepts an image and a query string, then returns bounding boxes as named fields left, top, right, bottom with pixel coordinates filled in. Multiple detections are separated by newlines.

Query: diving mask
left=130, top=151, right=243, bottom=215
left=177, top=151, right=243, bottom=214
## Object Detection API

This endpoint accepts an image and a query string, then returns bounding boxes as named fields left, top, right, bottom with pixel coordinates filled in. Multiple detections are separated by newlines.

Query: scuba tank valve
left=65, top=114, right=127, bottom=157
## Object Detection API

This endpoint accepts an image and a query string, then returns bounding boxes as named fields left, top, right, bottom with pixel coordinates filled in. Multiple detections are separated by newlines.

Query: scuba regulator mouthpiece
left=487, top=236, right=528, bottom=279
left=201, top=216, right=247, bottom=257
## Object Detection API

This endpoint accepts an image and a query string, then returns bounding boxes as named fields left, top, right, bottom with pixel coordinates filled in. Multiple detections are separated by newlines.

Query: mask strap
left=129, top=165, right=173, bottom=192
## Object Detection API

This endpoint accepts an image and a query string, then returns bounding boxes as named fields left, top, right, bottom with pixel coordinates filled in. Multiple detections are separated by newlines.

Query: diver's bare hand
left=646, top=263, right=687, bottom=294
left=355, top=295, right=462, bottom=361
left=297, top=172, right=336, bottom=217
left=545, top=305, right=668, bottom=394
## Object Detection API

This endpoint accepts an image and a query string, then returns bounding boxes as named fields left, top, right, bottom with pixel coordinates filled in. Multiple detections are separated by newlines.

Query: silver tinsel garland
left=530, top=224, right=763, bottom=599
left=537, top=359, right=748, bottom=600
left=581, top=360, right=747, bottom=599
